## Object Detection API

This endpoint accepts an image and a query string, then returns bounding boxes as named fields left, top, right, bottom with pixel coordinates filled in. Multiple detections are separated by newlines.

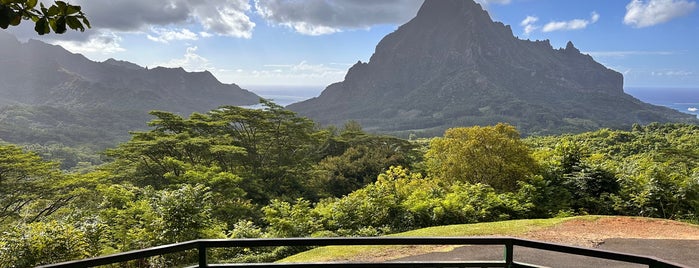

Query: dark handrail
left=38, top=237, right=689, bottom=268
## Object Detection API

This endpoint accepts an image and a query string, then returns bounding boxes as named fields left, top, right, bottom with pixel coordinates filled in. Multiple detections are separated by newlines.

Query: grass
left=279, top=216, right=600, bottom=263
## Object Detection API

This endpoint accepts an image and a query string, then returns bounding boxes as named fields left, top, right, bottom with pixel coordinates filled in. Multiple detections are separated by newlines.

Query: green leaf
left=65, top=15, right=82, bottom=31
left=65, top=5, right=80, bottom=15
left=48, top=16, right=56, bottom=31
left=26, top=0, right=37, bottom=9
left=55, top=1, right=66, bottom=11
left=34, top=17, right=48, bottom=35
left=55, top=16, right=66, bottom=33
left=9, top=13, right=20, bottom=26
left=81, top=17, right=90, bottom=28
left=39, top=2, right=47, bottom=15
left=47, top=5, right=58, bottom=16
left=0, top=6, right=11, bottom=28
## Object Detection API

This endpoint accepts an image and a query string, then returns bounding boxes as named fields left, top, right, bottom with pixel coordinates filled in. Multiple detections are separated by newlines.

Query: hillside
left=287, top=0, right=696, bottom=136
left=0, top=31, right=260, bottom=149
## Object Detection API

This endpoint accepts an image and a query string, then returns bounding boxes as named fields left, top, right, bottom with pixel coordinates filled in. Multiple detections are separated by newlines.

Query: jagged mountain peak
left=414, top=0, right=488, bottom=21
left=289, top=0, right=695, bottom=136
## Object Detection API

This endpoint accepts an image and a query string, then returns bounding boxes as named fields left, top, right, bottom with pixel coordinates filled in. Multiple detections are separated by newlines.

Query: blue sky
left=5, top=0, right=699, bottom=91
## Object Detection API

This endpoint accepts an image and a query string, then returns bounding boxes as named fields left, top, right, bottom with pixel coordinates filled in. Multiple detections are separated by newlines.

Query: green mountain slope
left=0, top=31, right=261, bottom=150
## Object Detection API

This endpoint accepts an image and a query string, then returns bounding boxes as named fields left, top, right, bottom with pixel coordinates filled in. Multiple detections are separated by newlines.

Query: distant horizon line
left=241, top=85, right=699, bottom=90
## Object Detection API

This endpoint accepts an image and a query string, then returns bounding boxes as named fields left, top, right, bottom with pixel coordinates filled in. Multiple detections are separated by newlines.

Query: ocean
left=245, top=86, right=324, bottom=108
left=247, top=86, right=699, bottom=119
left=625, top=87, right=699, bottom=119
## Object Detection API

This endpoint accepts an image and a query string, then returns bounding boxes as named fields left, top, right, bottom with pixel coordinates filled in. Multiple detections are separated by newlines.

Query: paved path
left=394, top=239, right=699, bottom=267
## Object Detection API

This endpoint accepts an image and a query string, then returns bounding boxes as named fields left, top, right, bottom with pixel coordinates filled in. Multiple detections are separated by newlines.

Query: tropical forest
left=1, top=100, right=698, bottom=266
left=1, top=0, right=699, bottom=267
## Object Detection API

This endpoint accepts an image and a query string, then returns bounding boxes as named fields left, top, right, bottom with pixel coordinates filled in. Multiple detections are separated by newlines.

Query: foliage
left=105, top=101, right=322, bottom=202
left=426, top=123, right=538, bottom=192
left=2, top=99, right=699, bottom=266
left=0, top=0, right=89, bottom=34
left=527, top=123, right=699, bottom=220
left=0, top=144, right=86, bottom=224
left=310, top=121, right=419, bottom=197
left=0, top=220, right=90, bottom=267
left=264, top=166, right=535, bottom=239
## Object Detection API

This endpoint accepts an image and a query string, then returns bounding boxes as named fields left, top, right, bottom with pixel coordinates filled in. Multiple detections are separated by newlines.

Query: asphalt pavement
left=393, top=239, right=699, bottom=267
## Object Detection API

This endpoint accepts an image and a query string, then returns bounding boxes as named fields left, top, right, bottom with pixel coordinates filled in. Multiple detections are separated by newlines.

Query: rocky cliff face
left=288, top=0, right=693, bottom=136
left=0, top=31, right=260, bottom=114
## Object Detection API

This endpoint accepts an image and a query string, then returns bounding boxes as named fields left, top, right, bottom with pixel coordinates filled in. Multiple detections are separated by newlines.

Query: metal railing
left=38, top=237, right=688, bottom=268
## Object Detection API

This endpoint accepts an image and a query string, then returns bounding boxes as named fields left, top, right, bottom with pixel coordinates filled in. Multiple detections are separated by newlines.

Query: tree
left=106, top=101, right=325, bottom=202
left=0, top=220, right=90, bottom=266
left=311, top=124, right=418, bottom=197
left=0, top=144, right=75, bottom=224
left=1, top=0, right=89, bottom=35
left=425, top=124, right=537, bottom=192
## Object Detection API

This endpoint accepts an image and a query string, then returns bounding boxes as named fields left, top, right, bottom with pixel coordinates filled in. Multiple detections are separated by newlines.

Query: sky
left=4, top=0, right=699, bottom=91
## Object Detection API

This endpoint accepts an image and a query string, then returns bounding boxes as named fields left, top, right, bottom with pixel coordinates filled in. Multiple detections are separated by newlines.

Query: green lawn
left=279, top=216, right=599, bottom=263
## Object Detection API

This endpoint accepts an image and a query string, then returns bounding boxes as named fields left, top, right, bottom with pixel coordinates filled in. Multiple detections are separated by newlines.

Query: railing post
left=198, top=243, right=207, bottom=268
left=504, top=239, right=514, bottom=267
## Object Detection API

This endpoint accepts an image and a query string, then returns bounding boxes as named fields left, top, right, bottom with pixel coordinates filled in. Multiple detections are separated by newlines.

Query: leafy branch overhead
left=0, top=0, right=89, bottom=35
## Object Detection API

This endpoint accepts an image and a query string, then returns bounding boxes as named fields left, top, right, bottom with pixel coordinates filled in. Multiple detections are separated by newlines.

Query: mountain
left=0, top=31, right=260, bottom=151
left=288, top=0, right=696, bottom=137
left=0, top=31, right=260, bottom=114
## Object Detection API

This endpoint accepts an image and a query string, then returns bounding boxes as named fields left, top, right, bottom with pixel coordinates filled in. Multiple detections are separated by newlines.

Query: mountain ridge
left=288, top=0, right=695, bottom=136
left=0, top=30, right=261, bottom=148
left=0, top=31, right=260, bottom=114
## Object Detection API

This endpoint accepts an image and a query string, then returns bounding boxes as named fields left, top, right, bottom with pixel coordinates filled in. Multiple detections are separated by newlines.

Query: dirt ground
left=521, top=216, right=699, bottom=247
left=394, top=217, right=699, bottom=267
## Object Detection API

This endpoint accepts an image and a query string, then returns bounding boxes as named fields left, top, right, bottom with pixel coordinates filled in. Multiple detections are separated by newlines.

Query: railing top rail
left=37, top=240, right=201, bottom=268
left=37, top=237, right=690, bottom=268
left=197, top=236, right=515, bottom=248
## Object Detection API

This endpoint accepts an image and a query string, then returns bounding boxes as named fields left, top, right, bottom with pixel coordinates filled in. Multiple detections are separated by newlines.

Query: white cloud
left=585, top=51, right=676, bottom=57
left=157, top=46, right=212, bottom=72
left=52, top=31, right=125, bottom=54
left=521, top=12, right=599, bottom=35
left=520, top=16, right=539, bottom=35
left=195, top=0, right=255, bottom=38
left=542, top=11, right=600, bottom=32
left=521, top=16, right=539, bottom=26
left=147, top=28, right=199, bottom=43
left=220, top=61, right=348, bottom=86
left=624, top=0, right=697, bottom=28
left=72, top=0, right=255, bottom=38
left=651, top=70, right=693, bottom=76
left=254, top=0, right=423, bottom=36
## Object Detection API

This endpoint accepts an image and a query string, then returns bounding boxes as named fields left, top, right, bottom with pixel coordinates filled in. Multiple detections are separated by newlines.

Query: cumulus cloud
left=520, top=16, right=539, bottom=35
left=624, top=0, right=697, bottom=28
left=157, top=46, right=213, bottom=72
left=254, top=0, right=423, bottom=35
left=147, top=28, right=199, bottom=43
left=72, top=0, right=255, bottom=38
left=542, top=12, right=600, bottom=32
left=52, top=31, right=125, bottom=54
